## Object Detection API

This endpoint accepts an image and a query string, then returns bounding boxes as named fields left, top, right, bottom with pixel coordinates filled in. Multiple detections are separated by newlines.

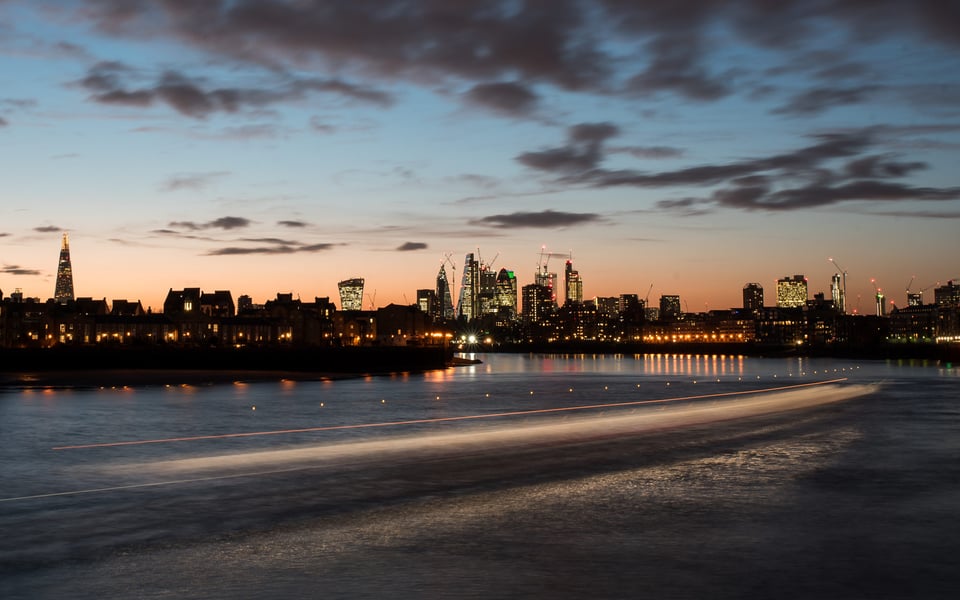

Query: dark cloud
left=0, top=116, right=7, bottom=127
left=34, top=225, right=61, bottom=233
left=773, top=85, right=883, bottom=116
left=51, top=0, right=960, bottom=131
left=519, top=126, right=960, bottom=212
left=160, top=171, right=229, bottom=192
left=473, top=209, right=602, bottom=228
left=844, top=155, right=927, bottom=179
left=463, top=81, right=540, bottom=117
left=207, top=242, right=338, bottom=255
left=612, top=145, right=684, bottom=159
left=169, top=216, right=251, bottom=230
left=516, top=122, right=619, bottom=174
left=626, top=34, right=731, bottom=101
left=277, top=220, right=308, bottom=228
left=396, top=241, right=428, bottom=251
left=78, top=62, right=392, bottom=118
left=2, top=265, right=42, bottom=276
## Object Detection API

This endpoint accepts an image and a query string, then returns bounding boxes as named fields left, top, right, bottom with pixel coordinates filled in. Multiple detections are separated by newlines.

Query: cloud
left=518, top=126, right=960, bottom=213
left=2, top=264, right=42, bottom=276
left=160, top=171, right=229, bottom=192
left=463, top=81, right=540, bottom=117
left=0, top=116, right=7, bottom=127
left=516, top=122, right=619, bottom=174
left=78, top=62, right=392, bottom=118
left=168, top=216, right=251, bottom=230
left=396, top=241, right=428, bottom=251
left=472, top=209, right=602, bottom=228
left=34, top=225, right=62, bottom=233
left=773, top=85, right=883, bottom=116
left=626, top=34, right=731, bottom=101
left=206, top=242, right=338, bottom=255
left=612, top=145, right=684, bottom=159
left=277, top=220, right=308, bottom=228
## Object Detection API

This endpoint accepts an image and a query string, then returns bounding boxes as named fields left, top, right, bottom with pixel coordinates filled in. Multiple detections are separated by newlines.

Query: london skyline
left=2, top=2, right=958, bottom=313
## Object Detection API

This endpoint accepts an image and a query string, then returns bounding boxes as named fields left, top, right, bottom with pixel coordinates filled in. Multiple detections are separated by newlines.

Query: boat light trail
left=52, top=378, right=848, bottom=451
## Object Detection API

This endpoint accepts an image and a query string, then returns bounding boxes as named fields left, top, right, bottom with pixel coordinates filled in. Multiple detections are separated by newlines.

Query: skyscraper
left=54, top=233, right=75, bottom=303
left=659, top=295, right=681, bottom=320
left=564, top=260, right=582, bottom=305
left=458, top=253, right=479, bottom=321
left=743, top=283, right=763, bottom=312
left=776, top=275, right=807, bottom=308
left=338, top=278, right=364, bottom=311
left=495, top=268, right=517, bottom=318
left=831, top=274, right=845, bottom=313
left=436, top=264, right=455, bottom=320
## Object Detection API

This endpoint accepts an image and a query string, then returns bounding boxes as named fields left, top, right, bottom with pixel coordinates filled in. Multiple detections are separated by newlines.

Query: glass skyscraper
left=54, top=233, right=74, bottom=303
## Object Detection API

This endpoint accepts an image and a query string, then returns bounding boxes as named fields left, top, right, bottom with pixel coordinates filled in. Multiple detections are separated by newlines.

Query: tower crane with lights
left=828, top=257, right=848, bottom=314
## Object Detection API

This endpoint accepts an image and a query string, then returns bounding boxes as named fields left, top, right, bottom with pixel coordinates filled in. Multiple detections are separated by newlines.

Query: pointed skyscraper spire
left=54, top=232, right=75, bottom=303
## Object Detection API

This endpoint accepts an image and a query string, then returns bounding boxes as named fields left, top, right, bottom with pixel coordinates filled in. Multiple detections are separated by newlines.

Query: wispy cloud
left=160, top=171, right=229, bottom=192
left=34, top=225, right=62, bottom=233
left=472, top=209, right=602, bottom=228
left=206, top=242, right=339, bottom=255
left=168, top=216, right=251, bottom=230
left=2, top=264, right=42, bottom=276
left=396, top=241, right=428, bottom=251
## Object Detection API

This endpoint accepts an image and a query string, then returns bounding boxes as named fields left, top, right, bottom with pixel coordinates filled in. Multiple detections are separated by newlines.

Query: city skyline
left=1, top=2, right=959, bottom=313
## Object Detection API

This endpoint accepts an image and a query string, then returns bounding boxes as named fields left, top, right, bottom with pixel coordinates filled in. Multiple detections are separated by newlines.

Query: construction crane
left=643, top=283, right=653, bottom=307
left=828, top=257, right=848, bottom=314
left=537, top=246, right=572, bottom=273
left=366, top=290, right=377, bottom=311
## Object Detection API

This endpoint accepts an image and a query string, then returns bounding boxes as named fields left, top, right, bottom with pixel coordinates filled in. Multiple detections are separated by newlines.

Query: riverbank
left=0, top=345, right=453, bottom=389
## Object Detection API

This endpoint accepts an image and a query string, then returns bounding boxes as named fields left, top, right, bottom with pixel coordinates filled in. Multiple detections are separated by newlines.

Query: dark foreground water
left=1, top=353, right=958, bottom=599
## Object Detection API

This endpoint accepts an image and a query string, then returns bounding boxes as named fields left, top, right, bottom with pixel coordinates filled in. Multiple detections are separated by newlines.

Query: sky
left=1, top=0, right=958, bottom=314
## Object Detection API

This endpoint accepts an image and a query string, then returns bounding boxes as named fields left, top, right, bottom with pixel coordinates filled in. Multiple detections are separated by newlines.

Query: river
left=1, top=353, right=958, bottom=599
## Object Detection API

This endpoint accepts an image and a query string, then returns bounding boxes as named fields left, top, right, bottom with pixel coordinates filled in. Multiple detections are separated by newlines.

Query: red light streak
left=52, top=378, right=847, bottom=451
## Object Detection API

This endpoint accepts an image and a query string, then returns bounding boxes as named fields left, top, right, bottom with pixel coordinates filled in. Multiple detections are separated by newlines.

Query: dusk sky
left=1, top=1, right=958, bottom=313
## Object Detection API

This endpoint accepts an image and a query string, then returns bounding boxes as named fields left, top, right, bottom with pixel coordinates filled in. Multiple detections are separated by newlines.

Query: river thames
left=1, top=353, right=958, bottom=599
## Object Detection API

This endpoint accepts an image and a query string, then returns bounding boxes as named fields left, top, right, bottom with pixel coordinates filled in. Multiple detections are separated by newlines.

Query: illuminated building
left=935, top=280, right=960, bottom=308
left=831, top=274, right=845, bottom=313
left=522, top=283, right=552, bottom=324
left=436, top=264, right=455, bottom=320
left=776, top=275, right=807, bottom=308
left=659, top=295, right=681, bottom=320
left=417, top=288, right=438, bottom=318
left=54, top=233, right=75, bottom=303
left=564, top=260, right=583, bottom=305
left=495, top=268, right=517, bottom=319
left=743, top=283, right=763, bottom=312
left=458, top=253, right=479, bottom=321
left=338, top=278, right=365, bottom=311
left=535, top=268, right=557, bottom=307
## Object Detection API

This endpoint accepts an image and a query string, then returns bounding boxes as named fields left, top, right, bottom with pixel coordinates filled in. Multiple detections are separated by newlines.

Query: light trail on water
left=52, top=378, right=848, bottom=451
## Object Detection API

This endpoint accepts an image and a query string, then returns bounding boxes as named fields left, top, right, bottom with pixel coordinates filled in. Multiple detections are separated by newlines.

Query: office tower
left=934, top=280, right=960, bottom=308
left=495, top=268, right=518, bottom=319
left=522, top=283, right=552, bottom=324
left=906, top=292, right=923, bottom=307
left=458, top=253, right=479, bottom=321
left=564, top=260, right=583, bottom=305
left=659, top=295, right=681, bottom=320
left=54, top=233, right=75, bottom=303
left=338, top=278, right=365, bottom=311
left=478, top=263, right=498, bottom=316
left=743, top=283, right=763, bottom=312
left=875, top=289, right=886, bottom=317
left=436, top=264, right=455, bottom=320
left=776, top=275, right=807, bottom=308
left=417, top=289, right=438, bottom=318
left=830, top=274, right=845, bottom=313
left=535, top=269, right=557, bottom=307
